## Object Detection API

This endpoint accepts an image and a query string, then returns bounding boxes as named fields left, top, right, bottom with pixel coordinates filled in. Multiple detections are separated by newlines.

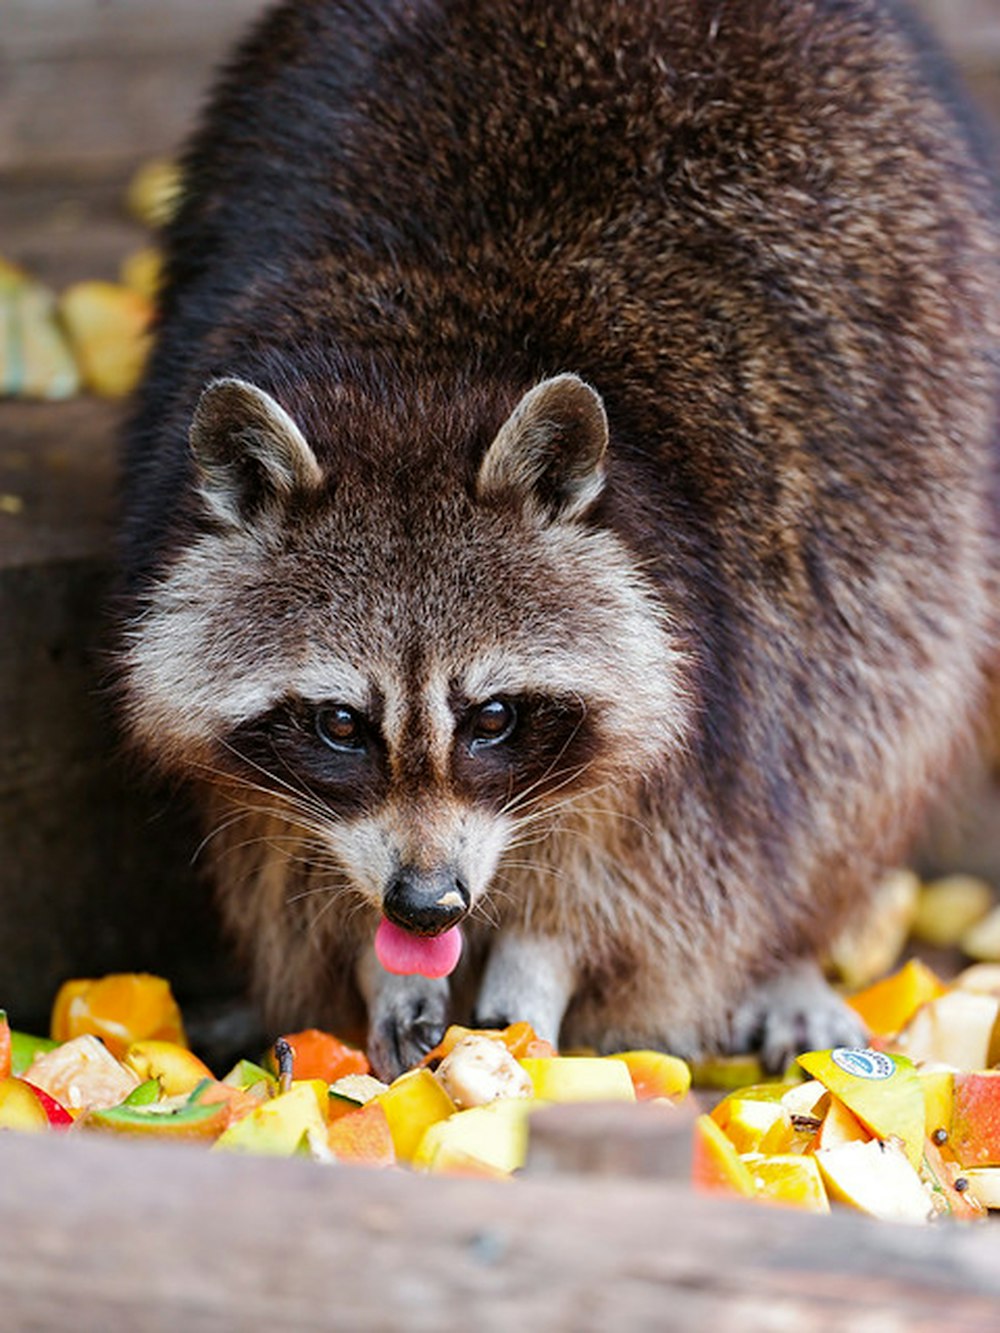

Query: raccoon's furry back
left=119, top=0, right=1000, bottom=1056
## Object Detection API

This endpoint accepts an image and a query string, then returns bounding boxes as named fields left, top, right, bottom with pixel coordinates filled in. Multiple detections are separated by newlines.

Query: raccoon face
left=122, top=375, right=691, bottom=934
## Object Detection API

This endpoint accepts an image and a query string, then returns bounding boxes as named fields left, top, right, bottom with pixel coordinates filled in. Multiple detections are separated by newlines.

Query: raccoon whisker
left=188, top=756, right=335, bottom=831
left=212, top=741, right=337, bottom=827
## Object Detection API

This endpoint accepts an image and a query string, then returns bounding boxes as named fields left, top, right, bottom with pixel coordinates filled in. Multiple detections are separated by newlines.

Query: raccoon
left=118, top=0, right=1000, bottom=1079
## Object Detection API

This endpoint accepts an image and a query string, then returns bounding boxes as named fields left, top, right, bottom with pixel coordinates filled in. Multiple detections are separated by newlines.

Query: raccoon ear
left=477, top=374, right=609, bottom=522
left=189, top=377, right=323, bottom=527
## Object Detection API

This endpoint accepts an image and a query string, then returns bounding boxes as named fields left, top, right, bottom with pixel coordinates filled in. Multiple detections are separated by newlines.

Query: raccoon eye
left=471, top=698, right=517, bottom=747
left=315, top=705, right=366, bottom=752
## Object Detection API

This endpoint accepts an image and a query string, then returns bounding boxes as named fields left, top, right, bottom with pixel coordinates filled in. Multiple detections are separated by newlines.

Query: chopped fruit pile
left=6, top=946, right=1000, bottom=1222
left=696, top=958, right=1000, bottom=1221
left=0, top=975, right=689, bottom=1178
left=0, top=157, right=180, bottom=402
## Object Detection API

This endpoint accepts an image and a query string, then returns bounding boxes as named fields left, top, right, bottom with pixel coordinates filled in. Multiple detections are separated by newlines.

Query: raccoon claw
left=367, top=987, right=448, bottom=1081
left=728, top=959, right=867, bottom=1075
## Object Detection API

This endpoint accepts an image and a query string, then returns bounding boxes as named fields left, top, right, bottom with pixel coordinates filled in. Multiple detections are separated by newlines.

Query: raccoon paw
left=367, top=977, right=450, bottom=1082
left=728, top=959, right=867, bottom=1075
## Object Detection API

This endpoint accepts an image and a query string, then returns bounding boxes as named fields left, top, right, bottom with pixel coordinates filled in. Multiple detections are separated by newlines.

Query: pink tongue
left=374, top=918, right=464, bottom=979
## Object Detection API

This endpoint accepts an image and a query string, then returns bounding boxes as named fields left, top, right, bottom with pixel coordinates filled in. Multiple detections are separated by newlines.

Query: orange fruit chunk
left=51, top=974, right=186, bottom=1061
left=691, top=1113, right=756, bottom=1198
left=327, top=1101, right=396, bottom=1167
left=743, top=1153, right=830, bottom=1213
left=846, top=958, right=947, bottom=1037
left=271, top=1029, right=369, bottom=1083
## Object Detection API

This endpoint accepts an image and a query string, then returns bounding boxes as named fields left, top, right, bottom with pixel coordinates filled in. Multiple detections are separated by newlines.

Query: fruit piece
left=87, top=1097, right=229, bottom=1139
left=953, top=963, right=1000, bottom=996
left=949, top=1071, right=1000, bottom=1168
left=689, top=1053, right=773, bottom=1090
left=962, top=906, right=1000, bottom=963
left=960, top=1168, right=1000, bottom=1209
left=328, top=1072, right=390, bottom=1121
left=327, top=1101, right=396, bottom=1166
left=815, top=1095, right=870, bottom=1150
left=780, top=1080, right=830, bottom=1118
left=691, top=1113, right=757, bottom=1198
left=815, top=1139, right=933, bottom=1224
left=743, top=1153, right=830, bottom=1213
left=26, top=1034, right=139, bottom=1112
left=214, top=1081, right=329, bottom=1156
left=374, top=918, right=463, bottom=978
left=421, top=1021, right=555, bottom=1067
left=0, top=1077, right=51, bottom=1132
left=607, top=1050, right=691, bottom=1101
left=712, top=1095, right=790, bottom=1155
left=122, top=1040, right=214, bottom=1096
left=126, top=157, right=182, bottom=227
left=846, top=958, right=947, bottom=1037
left=912, top=875, right=994, bottom=948
left=893, top=990, right=1000, bottom=1070
left=51, top=973, right=186, bottom=1059
left=825, top=868, right=919, bottom=989
left=435, top=1034, right=534, bottom=1108
left=375, top=1068, right=456, bottom=1162
left=123, top=1078, right=161, bottom=1107
left=58, top=281, right=153, bottom=398
left=918, top=1068, right=955, bottom=1140
left=120, top=246, right=163, bottom=303
left=921, top=1136, right=987, bottom=1220
left=413, top=1098, right=536, bottom=1175
left=185, top=1077, right=269, bottom=1126
left=21, top=1081, right=73, bottom=1127
left=797, top=1048, right=924, bottom=1168
left=0, top=1012, right=9, bottom=1081
left=0, top=260, right=80, bottom=400
left=221, top=1059, right=278, bottom=1094
left=10, top=1030, right=58, bottom=1077
left=267, top=1028, right=369, bottom=1083
left=519, top=1057, right=635, bottom=1103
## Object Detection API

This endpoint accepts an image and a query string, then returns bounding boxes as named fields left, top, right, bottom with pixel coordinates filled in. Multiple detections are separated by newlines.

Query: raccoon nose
left=383, top=868, right=471, bottom=937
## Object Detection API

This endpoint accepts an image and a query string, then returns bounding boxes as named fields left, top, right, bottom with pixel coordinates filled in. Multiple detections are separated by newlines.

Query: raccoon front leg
left=474, top=932, right=577, bottom=1047
left=727, top=957, right=867, bottom=1074
left=357, top=946, right=450, bottom=1081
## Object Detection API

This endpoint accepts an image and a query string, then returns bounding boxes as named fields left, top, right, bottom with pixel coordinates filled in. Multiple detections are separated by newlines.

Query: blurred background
left=1, top=0, right=999, bottom=1041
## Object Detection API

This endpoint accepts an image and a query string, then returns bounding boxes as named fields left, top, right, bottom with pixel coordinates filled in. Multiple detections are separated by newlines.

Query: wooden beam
left=1, top=1131, right=1000, bottom=1329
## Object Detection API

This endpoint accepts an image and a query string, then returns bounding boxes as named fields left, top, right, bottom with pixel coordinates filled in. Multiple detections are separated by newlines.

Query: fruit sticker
left=830, top=1048, right=895, bottom=1080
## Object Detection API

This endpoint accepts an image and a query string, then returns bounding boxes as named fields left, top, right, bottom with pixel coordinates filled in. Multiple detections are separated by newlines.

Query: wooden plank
left=1, top=1131, right=1000, bottom=1330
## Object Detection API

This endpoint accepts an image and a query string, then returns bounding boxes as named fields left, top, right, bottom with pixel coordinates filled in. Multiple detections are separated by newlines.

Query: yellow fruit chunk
left=214, top=1082, right=327, bottom=1156
left=797, top=1048, right=924, bottom=1169
left=846, top=958, right=947, bottom=1037
left=126, top=157, right=182, bottom=228
left=51, top=973, right=186, bottom=1060
left=712, top=1096, right=789, bottom=1155
left=0, top=259, right=79, bottom=400
left=912, top=875, right=994, bottom=948
left=953, top=963, right=1000, bottom=996
left=607, top=1050, right=690, bottom=1101
left=375, top=1068, right=455, bottom=1162
left=691, top=1113, right=757, bottom=1198
left=122, top=1040, right=214, bottom=1096
left=413, top=1098, right=536, bottom=1175
left=120, top=246, right=163, bottom=304
left=519, top=1056, right=634, bottom=1103
left=25, top=1034, right=139, bottom=1113
left=815, top=1139, right=933, bottom=1224
left=962, top=906, right=1000, bottom=963
left=0, top=1078, right=51, bottom=1132
left=743, top=1153, right=830, bottom=1213
left=918, top=1069, right=954, bottom=1141
left=58, top=281, right=153, bottom=397
left=825, top=868, right=919, bottom=989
